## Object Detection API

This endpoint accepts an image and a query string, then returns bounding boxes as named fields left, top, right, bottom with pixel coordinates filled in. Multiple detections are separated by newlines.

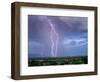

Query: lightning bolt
left=47, top=17, right=59, bottom=57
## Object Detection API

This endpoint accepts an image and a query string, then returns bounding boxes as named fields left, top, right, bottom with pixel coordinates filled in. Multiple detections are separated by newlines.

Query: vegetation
left=28, top=56, right=87, bottom=66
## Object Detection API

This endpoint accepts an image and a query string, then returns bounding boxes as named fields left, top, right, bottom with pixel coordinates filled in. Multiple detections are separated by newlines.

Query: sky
left=28, top=15, right=88, bottom=58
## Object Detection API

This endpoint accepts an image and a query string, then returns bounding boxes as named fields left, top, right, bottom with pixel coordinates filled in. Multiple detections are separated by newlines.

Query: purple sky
left=28, top=15, right=88, bottom=58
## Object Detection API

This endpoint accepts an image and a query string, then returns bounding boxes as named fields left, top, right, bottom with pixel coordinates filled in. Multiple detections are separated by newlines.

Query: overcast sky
left=28, top=15, right=88, bottom=58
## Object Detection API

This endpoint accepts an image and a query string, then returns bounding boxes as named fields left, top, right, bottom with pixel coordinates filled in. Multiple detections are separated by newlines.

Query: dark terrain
left=28, top=56, right=87, bottom=66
